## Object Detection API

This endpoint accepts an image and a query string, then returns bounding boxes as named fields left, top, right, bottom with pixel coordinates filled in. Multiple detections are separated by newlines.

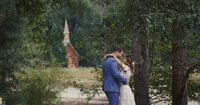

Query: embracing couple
left=102, top=45, right=136, bottom=105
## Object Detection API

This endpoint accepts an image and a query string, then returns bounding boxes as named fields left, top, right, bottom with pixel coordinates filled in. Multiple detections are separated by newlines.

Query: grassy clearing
left=190, top=73, right=200, bottom=81
left=63, top=67, right=102, bottom=88
left=18, top=67, right=101, bottom=88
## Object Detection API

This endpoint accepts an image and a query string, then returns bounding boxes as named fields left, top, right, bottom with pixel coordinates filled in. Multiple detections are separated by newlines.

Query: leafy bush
left=13, top=67, right=70, bottom=105
left=3, top=90, right=26, bottom=105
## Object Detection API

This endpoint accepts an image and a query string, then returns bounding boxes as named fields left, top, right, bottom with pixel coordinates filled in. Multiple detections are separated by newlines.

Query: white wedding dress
left=118, top=64, right=136, bottom=105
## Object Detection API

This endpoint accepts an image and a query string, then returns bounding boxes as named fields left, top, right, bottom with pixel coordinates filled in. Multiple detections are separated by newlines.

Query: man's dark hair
left=112, top=45, right=124, bottom=53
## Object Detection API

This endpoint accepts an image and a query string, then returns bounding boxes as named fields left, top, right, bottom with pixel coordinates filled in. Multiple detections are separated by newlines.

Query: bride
left=104, top=54, right=136, bottom=105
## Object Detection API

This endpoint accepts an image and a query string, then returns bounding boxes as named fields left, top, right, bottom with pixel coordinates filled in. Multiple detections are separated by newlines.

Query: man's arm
left=111, top=61, right=127, bottom=85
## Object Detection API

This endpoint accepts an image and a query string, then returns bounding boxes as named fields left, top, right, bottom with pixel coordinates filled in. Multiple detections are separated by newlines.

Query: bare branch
left=178, top=62, right=200, bottom=104
left=182, top=62, right=200, bottom=88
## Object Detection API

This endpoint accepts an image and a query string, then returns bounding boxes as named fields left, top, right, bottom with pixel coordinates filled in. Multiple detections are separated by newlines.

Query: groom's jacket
left=102, top=57, right=127, bottom=92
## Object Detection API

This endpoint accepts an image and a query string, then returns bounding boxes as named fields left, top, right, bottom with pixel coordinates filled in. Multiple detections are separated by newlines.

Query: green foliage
left=37, top=0, right=102, bottom=66
left=0, top=0, right=28, bottom=101
left=188, top=80, right=200, bottom=102
left=148, top=0, right=200, bottom=102
left=149, top=58, right=172, bottom=101
left=16, top=0, right=62, bottom=67
left=45, top=9, right=66, bottom=64
left=12, top=67, right=70, bottom=105
left=88, top=0, right=200, bottom=103
left=0, top=0, right=69, bottom=103
left=0, top=0, right=101, bottom=103
left=3, top=90, right=26, bottom=105
left=66, top=0, right=101, bottom=66
left=89, top=0, right=132, bottom=54
left=1, top=0, right=199, bottom=104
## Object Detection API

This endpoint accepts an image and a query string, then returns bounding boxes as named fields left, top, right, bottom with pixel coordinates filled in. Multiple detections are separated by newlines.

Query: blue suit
left=102, top=57, right=127, bottom=105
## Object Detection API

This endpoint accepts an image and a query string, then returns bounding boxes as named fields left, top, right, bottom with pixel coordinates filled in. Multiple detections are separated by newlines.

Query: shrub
left=14, top=67, right=70, bottom=105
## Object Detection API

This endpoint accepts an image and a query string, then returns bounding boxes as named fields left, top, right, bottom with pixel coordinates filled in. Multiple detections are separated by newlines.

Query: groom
left=102, top=45, right=128, bottom=105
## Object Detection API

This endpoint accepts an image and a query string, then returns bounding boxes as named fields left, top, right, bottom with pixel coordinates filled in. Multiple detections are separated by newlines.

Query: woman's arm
left=104, top=54, right=124, bottom=69
left=112, top=55, right=124, bottom=69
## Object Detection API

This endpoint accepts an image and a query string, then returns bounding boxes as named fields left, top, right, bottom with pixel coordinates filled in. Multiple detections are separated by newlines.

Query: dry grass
left=63, top=67, right=102, bottom=88
left=190, top=73, right=200, bottom=81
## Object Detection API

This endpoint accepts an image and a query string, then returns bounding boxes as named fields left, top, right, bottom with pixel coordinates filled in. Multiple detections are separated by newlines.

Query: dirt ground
left=59, top=87, right=108, bottom=105
left=59, top=87, right=199, bottom=105
left=60, top=68, right=199, bottom=105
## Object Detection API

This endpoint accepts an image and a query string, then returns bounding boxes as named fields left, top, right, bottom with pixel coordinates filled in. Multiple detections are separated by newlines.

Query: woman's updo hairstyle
left=125, top=55, right=134, bottom=70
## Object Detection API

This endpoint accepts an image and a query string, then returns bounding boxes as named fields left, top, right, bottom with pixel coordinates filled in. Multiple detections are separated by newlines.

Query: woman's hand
left=104, top=54, right=113, bottom=59
left=128, top=67, right=131, bottom=71
left=127, top=78, right=129, bottom=85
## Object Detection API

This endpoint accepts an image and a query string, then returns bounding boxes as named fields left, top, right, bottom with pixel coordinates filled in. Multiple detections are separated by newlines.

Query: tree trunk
left=172, top=19, right=188, bottom=105
left=132, top=33, right=150, bottom=105
left=100, top=0, right=105, bottom=22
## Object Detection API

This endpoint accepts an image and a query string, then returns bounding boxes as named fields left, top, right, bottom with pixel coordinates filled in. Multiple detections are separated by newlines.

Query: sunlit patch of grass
left=190, top=73, right=200, bottom=81
left=62, top=67, right=102, bottom=88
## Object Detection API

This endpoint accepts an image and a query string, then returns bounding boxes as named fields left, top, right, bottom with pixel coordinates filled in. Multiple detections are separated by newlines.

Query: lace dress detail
left=118, top=64, right=136, bottom=105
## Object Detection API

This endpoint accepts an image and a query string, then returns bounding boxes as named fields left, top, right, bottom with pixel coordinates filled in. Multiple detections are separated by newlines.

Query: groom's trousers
left=105, top=91, right=119, bottom=105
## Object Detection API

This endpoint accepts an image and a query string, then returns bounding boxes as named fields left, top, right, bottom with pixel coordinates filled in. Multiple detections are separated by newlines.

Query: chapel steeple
left=63, top=18, right=70, bottom=46
left=62, top=17, right=79, bottom=69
